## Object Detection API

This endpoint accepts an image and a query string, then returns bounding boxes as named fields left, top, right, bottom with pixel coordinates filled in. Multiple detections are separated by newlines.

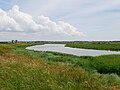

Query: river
left=26, top=44, right=120, bottom=56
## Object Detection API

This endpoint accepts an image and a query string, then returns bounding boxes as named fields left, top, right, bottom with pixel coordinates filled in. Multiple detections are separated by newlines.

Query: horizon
left=0, top=40, right=120, bottom=42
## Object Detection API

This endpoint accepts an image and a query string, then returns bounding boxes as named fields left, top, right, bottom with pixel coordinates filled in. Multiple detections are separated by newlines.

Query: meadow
left=0, top=41, right=120, bottom=90
left=65, top=41, right=120, bottom=51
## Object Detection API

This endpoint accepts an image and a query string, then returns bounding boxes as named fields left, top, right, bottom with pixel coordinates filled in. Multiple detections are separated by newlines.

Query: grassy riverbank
left=0, top=42, right=120, bottom=90
left=65, top=41, right=120, bottom=51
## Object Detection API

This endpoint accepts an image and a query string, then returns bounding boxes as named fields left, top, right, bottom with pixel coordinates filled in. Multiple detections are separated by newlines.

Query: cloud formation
left=0, top=5, right=85, bottom=40
left=38, top=15, right=83, bottom=36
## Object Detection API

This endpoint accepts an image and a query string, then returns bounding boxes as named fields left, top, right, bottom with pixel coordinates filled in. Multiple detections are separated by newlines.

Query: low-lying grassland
left=0, top=42, right=120, bottom=90
left=65, top=41, right=120, bottom=51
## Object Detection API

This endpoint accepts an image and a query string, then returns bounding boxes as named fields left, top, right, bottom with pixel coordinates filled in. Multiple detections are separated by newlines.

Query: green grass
left=0, top=42, right=120, bottom=90
left=15, top=48, right=120, bottom=75
left=93, top=55, right=120, bottom=75
left=65, top=41, right=120, bottom=51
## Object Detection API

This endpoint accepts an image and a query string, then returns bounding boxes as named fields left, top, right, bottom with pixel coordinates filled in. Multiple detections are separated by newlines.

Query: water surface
left=26, top=44, right=120, bottom=56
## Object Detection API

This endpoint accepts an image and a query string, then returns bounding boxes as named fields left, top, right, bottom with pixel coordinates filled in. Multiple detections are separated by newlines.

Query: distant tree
left=12, top=40, right=14, bottom=43
left=15, top=40, right=18, bottom=43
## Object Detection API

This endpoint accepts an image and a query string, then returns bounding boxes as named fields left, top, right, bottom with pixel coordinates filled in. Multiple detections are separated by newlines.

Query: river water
left=26, top=44, right=120, bottom=56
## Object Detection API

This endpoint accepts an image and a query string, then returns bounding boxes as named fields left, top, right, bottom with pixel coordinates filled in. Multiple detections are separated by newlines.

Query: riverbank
left=65, top=41, right=120, bottom=51
left=26, top=44, right=120, bottom=56
left=0, top=43, right=120, bottom=90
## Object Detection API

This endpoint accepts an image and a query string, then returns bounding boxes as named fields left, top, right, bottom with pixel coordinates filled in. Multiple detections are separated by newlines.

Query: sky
left=0, top=0, right=120, bottom=41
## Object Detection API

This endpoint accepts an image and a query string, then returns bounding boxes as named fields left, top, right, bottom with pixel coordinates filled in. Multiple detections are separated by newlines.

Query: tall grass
left=0, top=43, right=120, bottom=90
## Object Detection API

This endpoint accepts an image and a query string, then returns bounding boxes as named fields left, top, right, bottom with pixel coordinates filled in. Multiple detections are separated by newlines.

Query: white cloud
left=0, top=8, right=20, bottom=31
left=38, top=15, right=84, bottom=36
left=0, top=5, right=85, bottom=40
left=8, top=5, right=41, bottom=32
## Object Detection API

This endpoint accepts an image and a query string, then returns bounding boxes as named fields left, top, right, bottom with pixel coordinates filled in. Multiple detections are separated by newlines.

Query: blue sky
left=0, top=0, right=120, bottom=41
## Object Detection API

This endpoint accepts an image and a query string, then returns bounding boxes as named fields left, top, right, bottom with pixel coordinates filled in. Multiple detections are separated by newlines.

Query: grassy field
left=65, top=41, right=120, bottom=51
left=0, top=42, right=120, bottom=90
